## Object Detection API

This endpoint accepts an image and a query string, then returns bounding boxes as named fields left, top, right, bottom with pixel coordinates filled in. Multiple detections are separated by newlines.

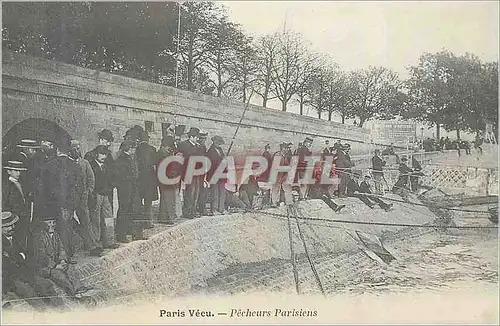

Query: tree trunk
left=328, top=111, right=332, bottom=121
left=262, top=97, right=267, bottom=107
left=456, top=128, right=460, bottom=139
left=341, top=115, right=345, bottom=124
left=299, top=98, right=304, bottom=115
left=281, top=100, right=287, bottom=112
left=318, top=111, right=322, bottom=119
left=358, top=118, right=365, bottom=128
left=436, top=124, right=441, bottom=140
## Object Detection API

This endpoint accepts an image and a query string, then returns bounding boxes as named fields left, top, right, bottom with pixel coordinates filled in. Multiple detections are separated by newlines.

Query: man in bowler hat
left=178, top=127, right=202, bottom=219
left=207, top=135, right=227, bottom=215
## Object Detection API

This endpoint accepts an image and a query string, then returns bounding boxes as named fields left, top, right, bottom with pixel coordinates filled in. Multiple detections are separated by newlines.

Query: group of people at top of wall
left=2, top=122, right=428, bottom=310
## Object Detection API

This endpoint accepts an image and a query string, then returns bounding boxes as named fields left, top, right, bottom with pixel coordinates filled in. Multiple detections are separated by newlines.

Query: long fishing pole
left=226, top=89, right=255, bottom=156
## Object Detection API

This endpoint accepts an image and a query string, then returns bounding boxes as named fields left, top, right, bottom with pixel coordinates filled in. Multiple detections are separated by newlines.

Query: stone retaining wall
left=2, top=51, right=386, bottom=159
left=72, top=197, right=438, bottom=301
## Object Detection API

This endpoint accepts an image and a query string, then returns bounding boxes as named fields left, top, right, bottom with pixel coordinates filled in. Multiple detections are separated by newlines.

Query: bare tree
left=205, top=14, right=245, bottom=97
left=231, top=35, right=258, bottom=103
left=309, top=67, right=330, bottom=119
left=348, top=66, right=403, bottom=127
left=295, top=51, right=321, bottom=115
left=253, top=33, right=279, bottom=107
left=271, top=30, right=310, bottom=112
left=326, top=68, right=356, bottom=123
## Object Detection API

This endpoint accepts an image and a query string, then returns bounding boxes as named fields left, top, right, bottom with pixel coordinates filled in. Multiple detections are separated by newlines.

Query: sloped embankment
left=73, top=194, right=440, bottom=301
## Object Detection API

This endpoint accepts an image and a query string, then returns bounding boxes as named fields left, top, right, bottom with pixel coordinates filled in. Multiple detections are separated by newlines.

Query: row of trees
left=2, top=2, right=497, bottom=135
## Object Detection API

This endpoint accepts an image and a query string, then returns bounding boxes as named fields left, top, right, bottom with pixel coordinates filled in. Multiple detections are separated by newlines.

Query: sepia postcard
left=1, top=1, right=498, bottom=324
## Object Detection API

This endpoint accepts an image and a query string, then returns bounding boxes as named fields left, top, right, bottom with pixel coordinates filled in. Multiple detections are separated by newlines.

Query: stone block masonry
left=72, top=197, right=438, bottom=301
left=2, top=51, right=389, bottom=158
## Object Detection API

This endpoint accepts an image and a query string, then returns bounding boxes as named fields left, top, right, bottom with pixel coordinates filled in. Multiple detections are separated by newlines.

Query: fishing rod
left=226, top=89, right=255, bottom=156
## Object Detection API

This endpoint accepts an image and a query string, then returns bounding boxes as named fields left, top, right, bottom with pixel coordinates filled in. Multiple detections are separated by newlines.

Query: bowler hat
left=211, top=135, right=225, bottom=145
left=2, top=212, right=19, bottom=227
left=187, top=127, right=200, bottom=137
left=199, top=132, right=208, bottom=139
left=304, top=137, right=313, bottom=142
left=98, top=129, right=114, bottom=142
left=3, top=160, right=27, bottom=171
left=17, top=139, right=40, bottom=149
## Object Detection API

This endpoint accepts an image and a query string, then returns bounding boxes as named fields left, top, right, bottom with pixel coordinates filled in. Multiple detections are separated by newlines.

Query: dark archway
left=2, top=118, right=72, bottom=152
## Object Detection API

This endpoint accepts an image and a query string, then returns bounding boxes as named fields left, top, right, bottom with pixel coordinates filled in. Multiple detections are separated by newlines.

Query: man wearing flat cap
left=2, top=161, right=30, bottom=252
left=207, top=135, right=227, bottom=215
left=178, top=127, right=202, bottom=219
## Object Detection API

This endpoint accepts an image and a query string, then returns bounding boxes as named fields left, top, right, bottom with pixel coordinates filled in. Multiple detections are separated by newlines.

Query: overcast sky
left=221, top=1, right=499, bottom=77
left=219, top=1, right=498, bottom=139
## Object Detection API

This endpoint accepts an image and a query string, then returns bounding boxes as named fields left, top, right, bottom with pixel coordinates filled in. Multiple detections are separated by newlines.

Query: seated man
left=239, top=175, right=261, bottom=211
left=224, top=183, right=249, bottom=213
left=347, top=174, right=392, bottom=211
left=2, top=212, right=55, bottom=310
left=308, top=183, right=345, bottom=213
left=30, top=217, right=91, bottom=300
left=392, top=156, right=412, bottom=202
left=358, top=176, right=393, bottom=212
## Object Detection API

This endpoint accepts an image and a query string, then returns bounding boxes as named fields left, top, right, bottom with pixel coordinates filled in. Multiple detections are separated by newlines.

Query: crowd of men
left=420, top=134, right=486, bottom=156
left=2, top=123, right=426, bottom=310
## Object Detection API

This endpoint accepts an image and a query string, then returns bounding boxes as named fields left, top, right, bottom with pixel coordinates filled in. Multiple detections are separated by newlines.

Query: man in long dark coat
left=84, top=129, right=115, bottom=212
left=114, top=140, right=145, bottom=242
left=196, top=132, right=209, bottom=216
left=69, top=140, right=101, bottom=255
left=295, top=137, right=313, bottom=200
left=136, top=131, right=158, bottom=228
left=89, top=145, right=118, bottom=252
left=36, top=145, right=83, bottom=264
left=178, top=127, right=202, bottom=219
left=206, top=135, right=227, bottom=215
left=156, top=136, right=181, bottom=225
left=258, top=143, right=273, bottom=182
